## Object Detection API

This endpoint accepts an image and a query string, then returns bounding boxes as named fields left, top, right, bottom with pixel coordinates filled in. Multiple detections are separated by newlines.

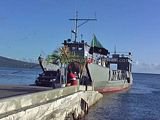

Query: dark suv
left=35, top=71, right=59, bottom=87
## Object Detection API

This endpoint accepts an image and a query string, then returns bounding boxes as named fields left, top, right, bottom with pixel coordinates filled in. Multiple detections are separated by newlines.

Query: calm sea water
left=0, top=67, right=41, bottom=85
left=85, top=73, right=160, bottom=120
left=0, top=67, right=160, bottom=120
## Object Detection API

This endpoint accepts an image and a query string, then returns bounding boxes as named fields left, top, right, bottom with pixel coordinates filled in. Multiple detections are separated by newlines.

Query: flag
left=89, top=34, right=108, bottom=55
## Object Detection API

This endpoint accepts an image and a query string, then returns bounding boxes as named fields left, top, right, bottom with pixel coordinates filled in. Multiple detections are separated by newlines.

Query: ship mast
left=69, top=11, right=97, bottom=42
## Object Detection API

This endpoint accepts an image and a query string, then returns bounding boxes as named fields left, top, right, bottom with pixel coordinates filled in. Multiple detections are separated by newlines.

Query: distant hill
left=0, top=56, right=40, bottom=68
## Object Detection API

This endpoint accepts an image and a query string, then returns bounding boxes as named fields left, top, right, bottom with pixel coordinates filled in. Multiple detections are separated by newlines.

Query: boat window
left=110, top=64, right=117, bottom=70
left=72, top=47, right=76, bottom=50
left=78, top=47, right=83, bottom=51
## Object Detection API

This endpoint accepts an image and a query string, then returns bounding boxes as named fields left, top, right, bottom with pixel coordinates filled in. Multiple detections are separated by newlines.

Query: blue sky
left=0, top=0, right=160, bottom=73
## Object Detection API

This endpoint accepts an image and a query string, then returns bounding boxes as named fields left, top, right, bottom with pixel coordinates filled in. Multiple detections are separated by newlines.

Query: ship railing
left=109, top=52, right=132, bottom=57
left=110, top=70, right=128, bottom=81
left=91, top=58, right=107, bottom=67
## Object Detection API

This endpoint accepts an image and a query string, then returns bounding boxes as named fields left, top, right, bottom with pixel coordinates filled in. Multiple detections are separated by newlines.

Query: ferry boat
left=35, top=12, right=133, bottom=93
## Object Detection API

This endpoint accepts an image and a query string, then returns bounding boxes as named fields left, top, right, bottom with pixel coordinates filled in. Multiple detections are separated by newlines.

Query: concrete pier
left=0, top=85, right=103, bottom=120
left=0, top=85, right=52, bottom=99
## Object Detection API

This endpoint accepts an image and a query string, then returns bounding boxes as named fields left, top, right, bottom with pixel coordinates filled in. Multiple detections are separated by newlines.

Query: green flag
left=89, top=34, right=108, bottom=55
left=91, top=34, right=104, bottom=48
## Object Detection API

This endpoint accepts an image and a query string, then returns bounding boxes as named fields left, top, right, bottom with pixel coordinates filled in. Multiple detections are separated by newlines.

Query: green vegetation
left=46, top=46, right=87, bottom=78
left=46, top=46, right=84, bottom=65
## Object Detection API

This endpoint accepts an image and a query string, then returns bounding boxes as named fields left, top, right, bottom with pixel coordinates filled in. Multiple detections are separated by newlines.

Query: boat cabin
left=107, top=53, right=132, bottom=72
left=63, top=39, right=90, bottom=58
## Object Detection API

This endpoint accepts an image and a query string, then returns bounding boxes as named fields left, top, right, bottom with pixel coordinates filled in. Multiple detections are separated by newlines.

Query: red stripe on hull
left=96, top=85, right=131, bottom=93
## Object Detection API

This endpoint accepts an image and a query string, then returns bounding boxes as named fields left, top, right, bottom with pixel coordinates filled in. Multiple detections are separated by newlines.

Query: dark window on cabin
left=118, top=63, right=129, bottom=71
left=67, top=43, right=85, bottom=57
left=117, top=58, right=129, bottom=71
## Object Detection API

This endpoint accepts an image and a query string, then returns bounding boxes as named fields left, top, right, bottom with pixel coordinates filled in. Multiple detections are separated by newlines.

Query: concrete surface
left=0, top=85, right=52, bottom=99
left=0, top=85, right=102, bottom=120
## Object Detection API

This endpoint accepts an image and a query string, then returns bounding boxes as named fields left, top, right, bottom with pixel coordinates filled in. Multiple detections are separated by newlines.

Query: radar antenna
left=69, top=11, right=97, bottom=42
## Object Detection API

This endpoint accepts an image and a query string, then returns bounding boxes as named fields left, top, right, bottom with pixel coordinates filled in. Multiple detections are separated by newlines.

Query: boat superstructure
left=35, top=12, right=133, bottom=92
